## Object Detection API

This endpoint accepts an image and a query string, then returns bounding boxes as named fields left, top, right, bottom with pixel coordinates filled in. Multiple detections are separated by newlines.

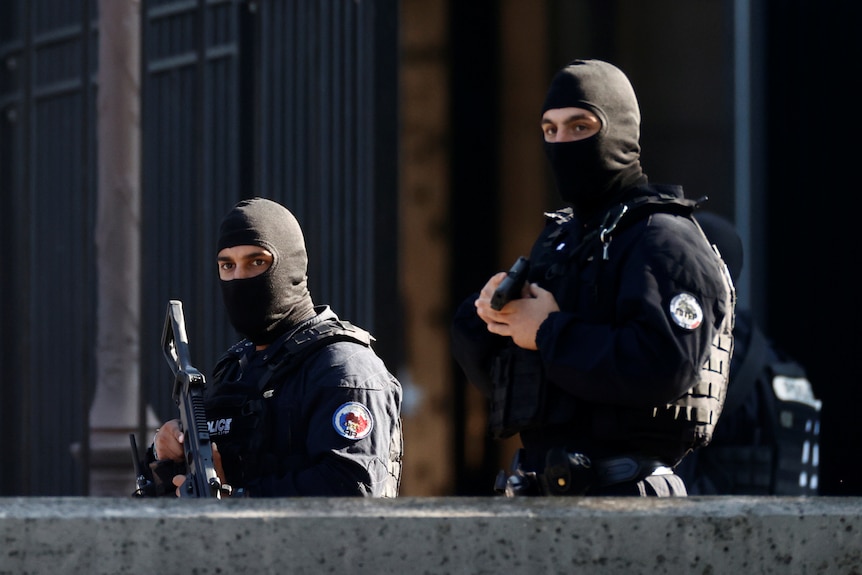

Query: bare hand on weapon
left=153, top=419, right=184, bottom=462
left=475, top=274, right=559, bottom=351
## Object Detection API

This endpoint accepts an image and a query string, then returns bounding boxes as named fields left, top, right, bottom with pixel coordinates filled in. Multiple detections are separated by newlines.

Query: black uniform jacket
left=207, top=306, right=403, bottom=497
left=452, top=184, right=732, bottom=470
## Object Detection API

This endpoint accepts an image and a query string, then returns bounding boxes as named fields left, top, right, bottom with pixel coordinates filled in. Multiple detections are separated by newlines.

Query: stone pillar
left=87, top=0, right=149, bottom=496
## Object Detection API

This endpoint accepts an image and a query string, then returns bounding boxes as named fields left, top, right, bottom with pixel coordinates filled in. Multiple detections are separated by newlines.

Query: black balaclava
left=542, top=59, right=647, bottom=216
left=217, top=197, right=316, bottom=345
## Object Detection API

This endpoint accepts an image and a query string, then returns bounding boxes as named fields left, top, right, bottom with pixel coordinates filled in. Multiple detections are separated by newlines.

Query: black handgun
left=490, top=256, right=530, bottom=311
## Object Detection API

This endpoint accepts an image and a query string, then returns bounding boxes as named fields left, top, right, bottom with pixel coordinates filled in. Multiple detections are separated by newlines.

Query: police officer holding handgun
left=451, top=59, right=735, bottom=496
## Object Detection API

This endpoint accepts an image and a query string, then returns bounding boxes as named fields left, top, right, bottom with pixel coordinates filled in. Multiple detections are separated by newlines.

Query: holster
left=539, top=447, right=595, bottom=495
left=497, top=447, right=669, bottom=497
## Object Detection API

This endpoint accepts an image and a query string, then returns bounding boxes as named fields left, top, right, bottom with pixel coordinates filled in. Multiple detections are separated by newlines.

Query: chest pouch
left=204, top=378, right=270, bottom=487
left=533, top=213, right=610, bottom=311
left=489, top=346, right=546, bottom=439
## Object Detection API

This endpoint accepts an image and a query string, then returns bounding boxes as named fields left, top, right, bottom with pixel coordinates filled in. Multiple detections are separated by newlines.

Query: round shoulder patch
left=332, top=402, right=374, bottom=440
left=669, top=292, right=703, bottom=330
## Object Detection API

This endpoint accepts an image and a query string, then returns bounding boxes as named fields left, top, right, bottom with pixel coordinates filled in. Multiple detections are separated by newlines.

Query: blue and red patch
left=332, top=402, right=374, bottom=440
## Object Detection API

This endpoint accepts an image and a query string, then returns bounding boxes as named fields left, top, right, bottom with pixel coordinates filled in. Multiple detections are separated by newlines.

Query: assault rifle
left=161, top=299, right=229, bottom=498
left=128, top=300, right=228, bottom=498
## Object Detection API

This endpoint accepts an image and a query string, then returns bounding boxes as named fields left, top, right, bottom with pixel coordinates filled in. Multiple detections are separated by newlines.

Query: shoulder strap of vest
left=254, top=317, right=374, bottom=395
left=569, top=194, right=707, bottom=263
left=599, top=194, right=704, bottom=240
left=279, top=318, right=373, bottom=367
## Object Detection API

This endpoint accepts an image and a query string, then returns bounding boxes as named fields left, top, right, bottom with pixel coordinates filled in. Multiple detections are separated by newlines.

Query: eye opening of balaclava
left=217, top=197, right=316, bottom=345
left=541, top=59, right=647, bottom=216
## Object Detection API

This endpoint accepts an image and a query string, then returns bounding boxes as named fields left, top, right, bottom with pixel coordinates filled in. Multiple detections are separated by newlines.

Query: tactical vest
left=205, top=316, right=374, bottom=488
left=488, top=195, right=734, bottom=464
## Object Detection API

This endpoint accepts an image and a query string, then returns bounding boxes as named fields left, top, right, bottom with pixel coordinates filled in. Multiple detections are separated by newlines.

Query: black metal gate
left=0, top=0, right=98, bottom=496
left=140, top=0, right=401, bottom=428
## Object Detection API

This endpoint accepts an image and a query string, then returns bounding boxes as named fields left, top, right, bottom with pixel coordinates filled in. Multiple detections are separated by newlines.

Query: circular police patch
left=669, top=292, right=703, bottom=330
left=332, top=402, right=374, bottom=440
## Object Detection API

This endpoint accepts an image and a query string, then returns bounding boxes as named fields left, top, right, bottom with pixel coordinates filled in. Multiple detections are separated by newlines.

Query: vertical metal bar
left=78, top=0, right=95, bottom=497
left=733, top=0, right=752, bottom=308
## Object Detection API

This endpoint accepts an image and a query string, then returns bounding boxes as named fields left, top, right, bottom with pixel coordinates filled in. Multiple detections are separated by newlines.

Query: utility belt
left=496, top=448, right=672, bottom=496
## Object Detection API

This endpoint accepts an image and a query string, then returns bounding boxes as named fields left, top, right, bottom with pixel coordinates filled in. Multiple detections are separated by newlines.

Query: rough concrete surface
left=1, top=496, right=860, bottom=574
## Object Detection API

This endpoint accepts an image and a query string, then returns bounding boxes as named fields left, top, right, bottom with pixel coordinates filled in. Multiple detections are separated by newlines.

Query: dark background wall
left=762, top=0, right=862, bottom=495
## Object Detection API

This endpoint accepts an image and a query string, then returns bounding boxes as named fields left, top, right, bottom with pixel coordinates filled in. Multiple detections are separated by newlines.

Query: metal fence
left=0, top=0, right=98, bottom=496
left=0, top=0, right=399, bottom=495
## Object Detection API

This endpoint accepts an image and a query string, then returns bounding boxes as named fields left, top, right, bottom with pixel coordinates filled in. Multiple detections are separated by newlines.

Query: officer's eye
left=219, top=262, right=235, bottom=271
left=568, top=116, right=600, bottom=135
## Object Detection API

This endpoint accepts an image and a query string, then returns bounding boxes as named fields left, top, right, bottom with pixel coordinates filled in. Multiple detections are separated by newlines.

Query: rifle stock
left=162, top=299, right=227, bottom=498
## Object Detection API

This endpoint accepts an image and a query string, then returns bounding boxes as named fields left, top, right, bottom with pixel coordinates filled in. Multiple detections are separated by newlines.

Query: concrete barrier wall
left=1, top=497, right=860, bottom=574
